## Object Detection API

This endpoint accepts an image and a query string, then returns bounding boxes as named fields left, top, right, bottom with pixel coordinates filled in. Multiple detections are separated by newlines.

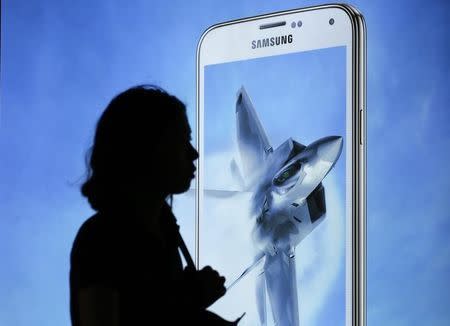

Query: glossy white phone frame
left=196, top=4, right=366, bottom=325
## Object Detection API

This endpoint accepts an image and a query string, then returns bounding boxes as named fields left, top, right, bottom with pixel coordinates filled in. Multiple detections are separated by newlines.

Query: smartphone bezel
left=195, top=4, right=366, bottom=325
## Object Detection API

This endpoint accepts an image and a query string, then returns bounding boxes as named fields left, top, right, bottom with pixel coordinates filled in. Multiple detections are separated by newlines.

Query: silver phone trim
left=195, top=4, right=366, bottom=325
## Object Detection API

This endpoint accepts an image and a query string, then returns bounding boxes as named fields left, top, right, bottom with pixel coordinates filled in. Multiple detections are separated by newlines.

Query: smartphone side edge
left=324, top=4, right=367, bottom=326
left=338, top=5, right=367, bottom=326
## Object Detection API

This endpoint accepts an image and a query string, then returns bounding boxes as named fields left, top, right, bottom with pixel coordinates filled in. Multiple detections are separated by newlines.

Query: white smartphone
left=196, top=4, right=366, bottom=326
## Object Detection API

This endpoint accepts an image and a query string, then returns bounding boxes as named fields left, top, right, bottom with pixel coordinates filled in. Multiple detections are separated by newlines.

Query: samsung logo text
left=251, top=35, right=293, bottom=49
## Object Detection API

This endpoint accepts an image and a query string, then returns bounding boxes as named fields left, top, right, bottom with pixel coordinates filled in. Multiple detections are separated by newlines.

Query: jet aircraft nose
left=316, top=136, right=343, bottom=163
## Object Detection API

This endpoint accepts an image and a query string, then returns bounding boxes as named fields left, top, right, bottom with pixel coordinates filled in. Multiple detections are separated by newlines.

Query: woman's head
left=81, top=85, right=198, bottom=211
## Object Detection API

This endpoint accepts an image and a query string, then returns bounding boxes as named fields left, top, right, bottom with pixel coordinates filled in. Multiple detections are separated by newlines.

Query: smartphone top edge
left=196, top=3, right=365, bottom=56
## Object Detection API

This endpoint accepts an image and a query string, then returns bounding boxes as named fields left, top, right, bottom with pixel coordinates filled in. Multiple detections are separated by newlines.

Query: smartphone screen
left=197, top=7, right=362, bottom=326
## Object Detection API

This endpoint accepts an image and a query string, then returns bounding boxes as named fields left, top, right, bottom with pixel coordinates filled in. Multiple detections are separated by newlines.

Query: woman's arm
left=78, top=286, right=120, bottom=326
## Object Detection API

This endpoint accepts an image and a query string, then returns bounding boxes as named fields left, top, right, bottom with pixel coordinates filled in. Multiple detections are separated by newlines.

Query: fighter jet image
left=226, top=86, right=343, bottom=326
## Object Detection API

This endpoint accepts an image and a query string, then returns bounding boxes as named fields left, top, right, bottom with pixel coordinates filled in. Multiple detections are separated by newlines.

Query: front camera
left=329, top=18, right=335, bottom=25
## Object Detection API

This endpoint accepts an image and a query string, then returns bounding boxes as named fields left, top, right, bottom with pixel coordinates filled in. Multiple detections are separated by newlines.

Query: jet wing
left=226, top=252, right=265, bottom=290
left=183, top=188, right=251, bottom=198
left=264, top=249, right=300, bottom=326
left=236, top=86, right=272, bottom=179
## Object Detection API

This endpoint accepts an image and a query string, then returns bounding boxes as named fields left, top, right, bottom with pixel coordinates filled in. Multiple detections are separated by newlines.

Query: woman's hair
left=81, top=85, right=187, bottom=211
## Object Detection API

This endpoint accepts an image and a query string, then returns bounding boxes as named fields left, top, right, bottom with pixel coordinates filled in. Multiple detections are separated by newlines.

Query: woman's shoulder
left=70, top=213, right=127, bottom=291
left=73, top=213, right=109, bottom=241
left=70, top=213, right=120, bottom=262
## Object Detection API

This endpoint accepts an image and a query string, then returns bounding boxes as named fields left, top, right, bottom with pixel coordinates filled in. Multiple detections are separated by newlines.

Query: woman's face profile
left=142, top=114, right=198, bottom=196
left=166, top=116, right=198, bottom=194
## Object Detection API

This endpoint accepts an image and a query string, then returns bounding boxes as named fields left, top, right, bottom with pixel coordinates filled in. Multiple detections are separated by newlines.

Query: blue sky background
left=1, top=0, right=449, bottom=325
left=201, top=47, right=346, bottom=325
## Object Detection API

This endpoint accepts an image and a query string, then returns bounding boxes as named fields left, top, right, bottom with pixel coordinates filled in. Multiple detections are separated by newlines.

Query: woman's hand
left=184, top=265, right=226, bottom=309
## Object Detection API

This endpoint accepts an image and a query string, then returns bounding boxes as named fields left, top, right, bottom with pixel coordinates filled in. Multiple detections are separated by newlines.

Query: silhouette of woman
left=70, top=85, right=242, bottom=325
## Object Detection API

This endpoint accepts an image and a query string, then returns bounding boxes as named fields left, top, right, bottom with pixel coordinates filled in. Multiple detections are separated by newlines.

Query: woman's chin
left=170, top=178, right=194, bottom=195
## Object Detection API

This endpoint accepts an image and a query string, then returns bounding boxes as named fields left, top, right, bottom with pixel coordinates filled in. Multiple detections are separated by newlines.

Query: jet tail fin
left=236, top=86, right=272, bottom=178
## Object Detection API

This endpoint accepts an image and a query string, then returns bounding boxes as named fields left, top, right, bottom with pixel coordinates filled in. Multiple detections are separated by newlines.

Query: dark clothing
left=69, top=203, right=198, bottom=325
